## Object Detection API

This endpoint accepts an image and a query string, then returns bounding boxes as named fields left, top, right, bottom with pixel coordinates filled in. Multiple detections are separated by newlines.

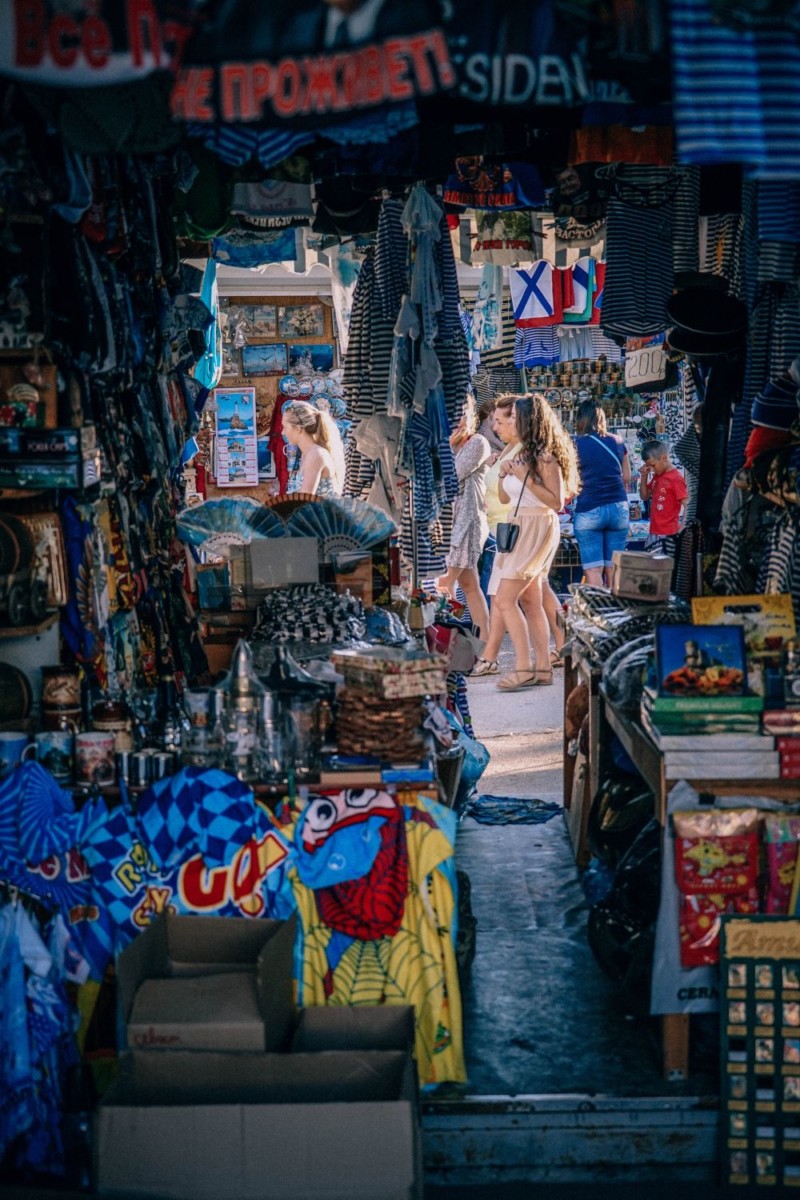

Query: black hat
left=665, top=279, right=748, bottom=361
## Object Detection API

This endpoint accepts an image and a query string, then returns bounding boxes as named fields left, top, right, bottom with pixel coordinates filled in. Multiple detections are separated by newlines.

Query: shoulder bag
left=495, top=470, right=530, bottom=554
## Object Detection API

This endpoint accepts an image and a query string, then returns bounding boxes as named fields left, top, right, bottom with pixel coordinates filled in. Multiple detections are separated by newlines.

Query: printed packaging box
left=95, top=1049, right=422, bottom=1200
left=611, top=550, right=673, bottom=603
left=117, top=913, right=297, bottom=1053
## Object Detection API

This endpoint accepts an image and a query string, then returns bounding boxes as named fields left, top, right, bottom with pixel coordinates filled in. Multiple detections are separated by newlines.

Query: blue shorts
left=573, top=501, right=630, bottom=569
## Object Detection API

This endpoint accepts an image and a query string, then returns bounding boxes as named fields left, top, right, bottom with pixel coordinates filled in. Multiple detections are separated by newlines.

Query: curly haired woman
left=488, top=393, right=578, bottom=691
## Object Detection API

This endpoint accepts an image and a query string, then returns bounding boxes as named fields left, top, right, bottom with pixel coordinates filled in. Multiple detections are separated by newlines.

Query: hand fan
left=176, top=499, right=263, bottom=550
left=285, top=496, right=396, bottom=560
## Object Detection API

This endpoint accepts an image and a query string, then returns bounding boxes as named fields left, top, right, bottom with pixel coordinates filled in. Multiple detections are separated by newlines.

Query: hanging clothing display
left=288, top=789, right=465, bottom=1087
left=343, top=190, right=469, bottom=577
left=672, top=0, right=800, bottom=180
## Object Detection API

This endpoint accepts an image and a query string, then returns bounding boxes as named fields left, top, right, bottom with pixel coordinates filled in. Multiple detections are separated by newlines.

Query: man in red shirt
left=639, top=438, right=688, bottom=557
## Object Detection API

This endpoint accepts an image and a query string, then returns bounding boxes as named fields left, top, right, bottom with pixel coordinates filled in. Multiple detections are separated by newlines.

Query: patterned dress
left=446, top=435, right=491, bottom=570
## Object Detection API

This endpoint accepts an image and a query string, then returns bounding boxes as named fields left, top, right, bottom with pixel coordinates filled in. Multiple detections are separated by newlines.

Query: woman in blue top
left=573, top=401, right=631, bottom=587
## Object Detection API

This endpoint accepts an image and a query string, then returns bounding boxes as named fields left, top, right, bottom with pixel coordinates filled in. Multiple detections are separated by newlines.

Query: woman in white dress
left=490, top=394, right=578, bottom=692
left=437, top=405, right=492, bottom=640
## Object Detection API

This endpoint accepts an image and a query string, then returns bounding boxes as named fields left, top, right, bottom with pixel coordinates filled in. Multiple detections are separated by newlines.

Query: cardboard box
left=117, top=913, right=296, bottom=1053
left=611, top=550, right=673, bottom=603
left=291, top=1005, right=415, bottom=1054
left=95, top=1049, right=421, bottom=1200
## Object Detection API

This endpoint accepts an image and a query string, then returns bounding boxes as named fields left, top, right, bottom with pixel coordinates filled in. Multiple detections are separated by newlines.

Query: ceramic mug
left=0, top=731, right=35, bottom=778
left=34, top=729, right=74, bottom=784
left=75, top=730, right=115, bottom=788
left=41, top=664, right=81, bottom=711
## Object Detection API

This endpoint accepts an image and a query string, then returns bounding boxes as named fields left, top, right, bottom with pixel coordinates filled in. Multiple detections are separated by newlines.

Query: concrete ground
left=467, top=639, right=565, bottom=798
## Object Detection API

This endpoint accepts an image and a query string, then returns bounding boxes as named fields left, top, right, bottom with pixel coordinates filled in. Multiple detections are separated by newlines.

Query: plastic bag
left=440, top=707, right=490, bottom=786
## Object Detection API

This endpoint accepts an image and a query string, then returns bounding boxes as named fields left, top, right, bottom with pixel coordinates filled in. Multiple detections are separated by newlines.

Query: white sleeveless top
left=502, top=472, right=548, bottom=512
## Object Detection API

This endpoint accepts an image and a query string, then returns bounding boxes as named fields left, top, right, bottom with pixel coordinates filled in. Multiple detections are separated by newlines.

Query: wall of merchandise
left=195, top=295, right=339, bottom=503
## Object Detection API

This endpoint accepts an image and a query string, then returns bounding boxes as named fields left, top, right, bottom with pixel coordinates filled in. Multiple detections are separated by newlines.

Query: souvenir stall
left=1, top=0, right=800, bottom=1193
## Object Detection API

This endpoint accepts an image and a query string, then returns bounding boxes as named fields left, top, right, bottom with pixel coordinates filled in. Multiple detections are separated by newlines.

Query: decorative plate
left=279, top=374, right=300, bottom=396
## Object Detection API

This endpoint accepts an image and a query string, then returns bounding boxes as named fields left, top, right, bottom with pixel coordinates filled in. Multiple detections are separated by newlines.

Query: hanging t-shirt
left=648, top=468, right=688, bottom=535
left=443, top=160, right=544, bottom=211
left=574, top=434, right=628, bottom=513
left=472, top=211, right=538, bottom=265
left=562, top=257, right=596, bottom=324
left=671, top=0, right=800, bottom=180
left=590, top=261, right=606, bottom=325
left=510, top=263, right=573, bottom=328
left=514, top=327, right=560, bottom=368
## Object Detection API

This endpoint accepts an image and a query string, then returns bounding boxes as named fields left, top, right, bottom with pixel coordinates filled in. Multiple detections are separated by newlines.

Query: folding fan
left=285, top=496, right=396, bottom=560
left=176, top=498, right=263, bottom=550
left=245, top=507, right=288, bottom=540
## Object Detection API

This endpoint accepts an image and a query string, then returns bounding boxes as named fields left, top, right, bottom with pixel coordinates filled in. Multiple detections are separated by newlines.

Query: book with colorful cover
left=691, top=594, right=795, bottom=695
left=654, top=623, right=748, bottom=699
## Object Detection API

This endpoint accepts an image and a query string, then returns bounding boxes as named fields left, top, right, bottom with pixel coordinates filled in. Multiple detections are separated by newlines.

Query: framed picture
left=257, top=436, right=277, bottom=481
left=289, top=343, right=334, bottom=374
left=278, top=303, right=325, bottom=338
left=244, top=305, right=277, bottom=338
left=214, top=387, right=256, bottom=438
left=241, top=342, right=288, bottom=376
left=220, top=344, right=240, bottom=376
left=655, top=623, right=747, bottom=697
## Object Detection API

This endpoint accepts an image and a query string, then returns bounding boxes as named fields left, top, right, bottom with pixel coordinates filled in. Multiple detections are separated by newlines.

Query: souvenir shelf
left=0, top=611, right=58, bottom=640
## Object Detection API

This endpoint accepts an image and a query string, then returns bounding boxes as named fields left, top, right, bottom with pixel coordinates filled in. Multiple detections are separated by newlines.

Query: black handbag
left=495, top=470, right=529, bottom=554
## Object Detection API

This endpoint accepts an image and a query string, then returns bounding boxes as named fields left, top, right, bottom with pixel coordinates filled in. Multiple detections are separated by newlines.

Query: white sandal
left=472, top=658, right=499, bottom=676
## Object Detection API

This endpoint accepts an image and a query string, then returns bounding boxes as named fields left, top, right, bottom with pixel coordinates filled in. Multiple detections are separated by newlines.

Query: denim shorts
left=573, top=501, right=630, bottom=568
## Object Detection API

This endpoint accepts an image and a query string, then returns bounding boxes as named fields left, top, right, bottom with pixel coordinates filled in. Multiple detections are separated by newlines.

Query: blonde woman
left=437, top=403, right=492, bottom=640
left=489, top=394, right=578, bottom=691
left=283, top=400, right=345, bottom=497
left=474, top=396, right=567, bottom=677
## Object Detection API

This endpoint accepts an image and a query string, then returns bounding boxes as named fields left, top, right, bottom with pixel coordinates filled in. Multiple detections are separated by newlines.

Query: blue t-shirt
left=574, top=434, right=627, bottom=513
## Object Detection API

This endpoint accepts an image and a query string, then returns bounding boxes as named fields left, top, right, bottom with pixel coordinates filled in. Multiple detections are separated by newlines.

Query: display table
left=602, top=691, right=800, bottom=1082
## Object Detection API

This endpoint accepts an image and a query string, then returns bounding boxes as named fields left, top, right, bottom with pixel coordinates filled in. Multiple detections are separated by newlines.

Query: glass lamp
left=259, top=647, right=327, bottom=787
left=213, top=640, right=265, bottom=782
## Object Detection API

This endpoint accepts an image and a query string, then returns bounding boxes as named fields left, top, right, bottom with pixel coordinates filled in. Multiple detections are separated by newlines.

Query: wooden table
left=601, top=690, right=798, bottom=1082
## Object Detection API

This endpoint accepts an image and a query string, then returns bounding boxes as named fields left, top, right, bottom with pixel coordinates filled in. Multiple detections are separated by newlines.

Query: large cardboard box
left=117, top=914, right=296, bottom=1053
left=95, top=1049, right=422, bottom=1200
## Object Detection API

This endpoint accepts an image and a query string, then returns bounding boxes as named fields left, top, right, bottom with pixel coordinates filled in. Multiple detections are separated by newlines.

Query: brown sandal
left=497, top=670, right=537, bottom=691
left=532, top=669, right=554, bottom=686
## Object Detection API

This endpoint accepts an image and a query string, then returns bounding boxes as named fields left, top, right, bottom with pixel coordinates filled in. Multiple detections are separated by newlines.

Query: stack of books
left=641, top=689, right=778, bottom=780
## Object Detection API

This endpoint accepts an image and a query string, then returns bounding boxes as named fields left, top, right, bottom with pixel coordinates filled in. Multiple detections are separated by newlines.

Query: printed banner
left=0, top=0, right=193, bottom=85
left=174, top=0, right=453, bottom=125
